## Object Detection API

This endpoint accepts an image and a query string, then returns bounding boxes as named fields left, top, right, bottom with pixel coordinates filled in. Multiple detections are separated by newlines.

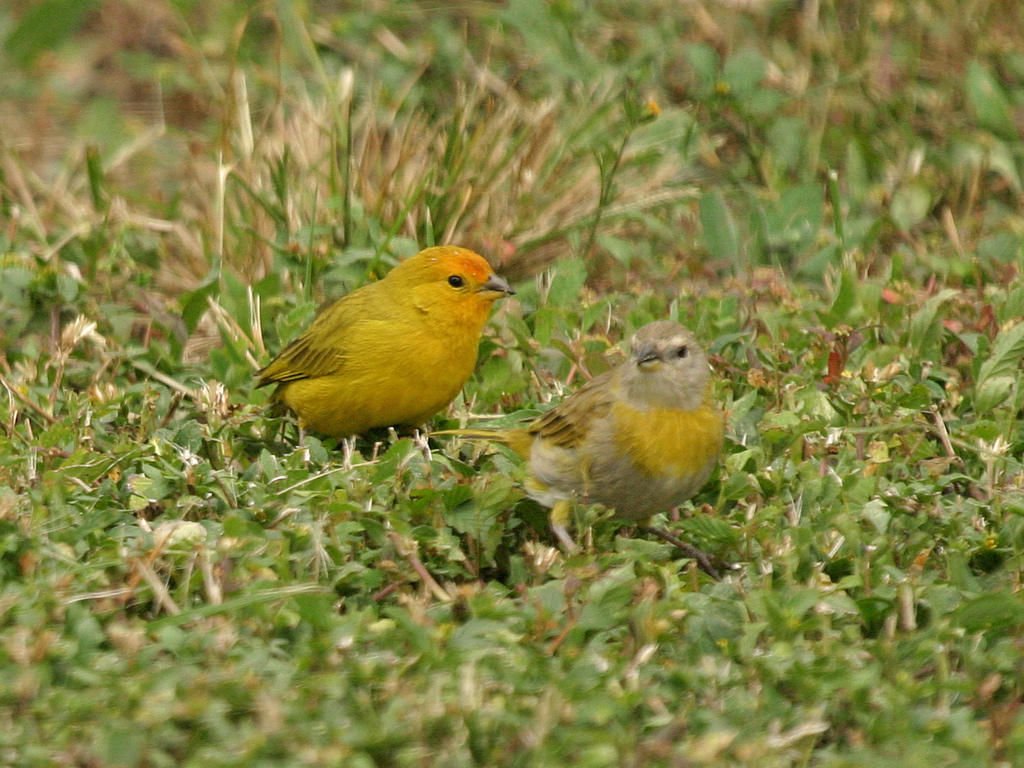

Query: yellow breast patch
left=610, top=401, right=724, bottom=481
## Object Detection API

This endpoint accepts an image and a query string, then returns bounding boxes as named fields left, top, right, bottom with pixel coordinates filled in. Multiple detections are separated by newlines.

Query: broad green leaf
left=545, top=258, right=588, bottom=307
left=679, top=514, right=737, bottom=545
left=906, top=289, right=957, bottom=353
left=577, top=580, right=633, bottom=631
left=890, top=182, right=931, bottom=232
left=975, top=375, right=1015, bottom=414
left=700, top=190, right=739, bottom=263
left=443, top=502, right=503, bottom=543
left=965, top=60, right=1016, bottom=138
left=684, top=43, right=721, bottom=93
left=98, top=720, right=146, bottom=768
left=977, top=233, right=1022, bottom=265
left=954, top=592, right=1024, bottom=633
left=860, top=498, right=891, bottom=534
left=4, top=0, right=99, bottom=66
left=723, top=47, right=767, bottom=98
left=976, top=320, right=1024, bottom=384
left=767, top=116, right=809, bottom=173
left=821, top=269, right=857, bottom=327
left=294, top=592, right=336, bottom=631
left=765, top=183, right=824, bottom=255
left=975, top=321, right=1024, bottom=412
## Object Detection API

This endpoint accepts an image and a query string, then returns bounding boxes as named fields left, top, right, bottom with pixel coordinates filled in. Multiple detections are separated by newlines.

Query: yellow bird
left=257, top=246, right=514, bottom=438
left=439, top=320, right=725, bottom=577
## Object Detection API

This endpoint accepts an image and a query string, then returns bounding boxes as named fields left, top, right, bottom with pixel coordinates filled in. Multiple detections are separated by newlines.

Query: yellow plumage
left=437, top=320, right=725, bottom=576
left=256, top=246, right=514, bottom=438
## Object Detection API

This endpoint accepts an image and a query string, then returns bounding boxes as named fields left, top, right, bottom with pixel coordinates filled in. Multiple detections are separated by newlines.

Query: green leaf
left=977, top=233, right=1022, bottom=265
left=765, top=183, right=824, bottom=256
left=545, top=258, right=588, bottom=308
left=975, top=321, right=1024, bottom=413
left=860, top=498, right=891, bottom=534
left=4, top=0, right=100, bottom=66
left=150, top=585, right=328, bottom=629
left=890, top=182, right=932, bottom=232
left=906, top=289, right=957, bottom=354
left=98, top=720, right=146, bottom=768
left=179, top=280, right=219, bottom=334
left=501, top=0, right=596, bottom=81
left=443, top=501, right=503, bottom=543
left=722, top=47, right=767, bottom=98
left=976, top=321, right=1024, bottom=384
left=897, top=383, right=935, bottom=409
left=700, top=190, right=739, bottom=263
left=679, top=514, right=737, bottom=546
left=975, top=376, right=1015, bottom=415
left=954, top=592, right=1024, bottom=633
left=821, top=269, right=857, bottom=327
left=965, top=60, right=1017, bottom=138
left=767, top=116, right=809, bottom=173
left=684, top=43, right=721, bottom=93
left=294, top=592, right=336, bottom=631
left=856, top=596, right=893, bottom=635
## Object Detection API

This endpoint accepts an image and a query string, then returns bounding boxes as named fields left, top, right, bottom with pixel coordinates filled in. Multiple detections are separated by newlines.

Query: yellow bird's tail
left=432, top=427, right=534, bottom=458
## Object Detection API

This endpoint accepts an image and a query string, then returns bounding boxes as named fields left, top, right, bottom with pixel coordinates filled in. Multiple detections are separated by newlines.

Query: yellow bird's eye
left=447, top=275, right=466, bottom=288
left=675, top=345, right=689, bottom=359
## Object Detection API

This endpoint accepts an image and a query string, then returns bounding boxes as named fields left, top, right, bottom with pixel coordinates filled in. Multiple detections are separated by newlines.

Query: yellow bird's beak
left=479, top=274, right=515, bottom=297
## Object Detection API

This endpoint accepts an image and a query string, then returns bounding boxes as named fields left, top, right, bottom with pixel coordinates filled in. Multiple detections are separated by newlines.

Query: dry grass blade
left=214, top=71, right=696, bottom=288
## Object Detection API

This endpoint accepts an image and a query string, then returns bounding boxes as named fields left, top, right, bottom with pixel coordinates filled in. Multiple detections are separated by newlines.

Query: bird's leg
left=411, top=428, right=432, bottom=462
left=550, top=500, right=578, bottom=551
left=640, top=526, right=722, bottom=580
left=341, top=436, right=356, bottom=471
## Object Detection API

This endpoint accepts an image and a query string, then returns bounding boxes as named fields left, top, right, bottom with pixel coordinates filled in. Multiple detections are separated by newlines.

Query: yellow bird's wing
left=256, top=333, right=344, bottom=384
left=256, top=294, right=371, bottom=385
left=527, top=369, right=618, bottom=450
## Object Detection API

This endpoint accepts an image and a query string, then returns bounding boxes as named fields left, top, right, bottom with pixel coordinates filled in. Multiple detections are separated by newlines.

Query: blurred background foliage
left=4, top=0, right=1024, bottom=294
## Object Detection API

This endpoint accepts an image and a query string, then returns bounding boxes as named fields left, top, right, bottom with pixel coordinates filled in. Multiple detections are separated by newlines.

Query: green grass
left=3, top=1, right=1024, bottom=765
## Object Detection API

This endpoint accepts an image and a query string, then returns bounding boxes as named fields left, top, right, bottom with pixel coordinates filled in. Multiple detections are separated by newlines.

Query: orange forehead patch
left=420, top=245, right=494, bottom=281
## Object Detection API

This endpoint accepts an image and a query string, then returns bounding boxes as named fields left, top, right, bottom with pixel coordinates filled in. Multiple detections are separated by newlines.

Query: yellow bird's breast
left=275, top=320, right=480, bottom=438
left=611, top=401, right=724, bottom=482
left=590, top=399, right=724, bottom=518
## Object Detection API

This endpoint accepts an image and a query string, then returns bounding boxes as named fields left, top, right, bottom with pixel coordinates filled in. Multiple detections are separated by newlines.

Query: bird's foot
left=551, top=524, right=578, bottom=552
left=639, top=526, right=724, bottom=580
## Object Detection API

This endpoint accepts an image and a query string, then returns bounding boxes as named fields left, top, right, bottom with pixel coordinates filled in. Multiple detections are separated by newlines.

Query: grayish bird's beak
left=635, top=344, right=662, bottom=369
left=481, top=274, right=515, bottom=296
